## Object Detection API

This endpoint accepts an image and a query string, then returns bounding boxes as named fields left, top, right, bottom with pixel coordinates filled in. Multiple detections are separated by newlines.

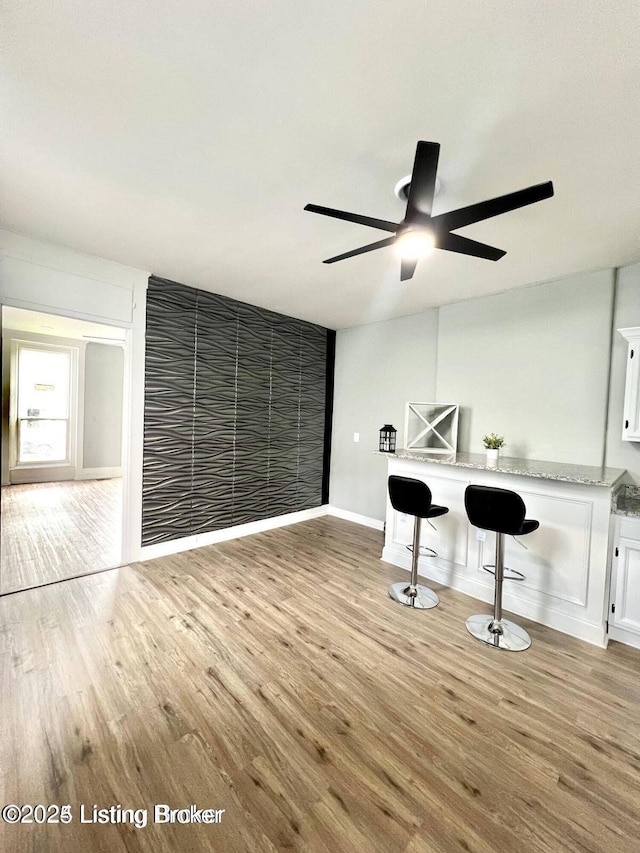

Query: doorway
left=1, top=306, right=127, bottom=594
left=11, top=341, right=77, bottom=480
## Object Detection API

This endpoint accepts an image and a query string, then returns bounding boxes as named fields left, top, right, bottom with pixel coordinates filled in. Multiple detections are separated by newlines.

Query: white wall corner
left=327, top=505, right=385, bottom=531
left=121, top=278, right=148, bottom=564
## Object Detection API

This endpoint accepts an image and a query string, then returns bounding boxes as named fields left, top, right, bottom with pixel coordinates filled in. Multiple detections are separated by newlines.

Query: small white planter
left=485, top=448, right=500, bottom=465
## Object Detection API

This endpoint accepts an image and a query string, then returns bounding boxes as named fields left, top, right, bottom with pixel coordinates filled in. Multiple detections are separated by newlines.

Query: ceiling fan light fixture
left=396, top=230, right=435, bottom=260
left=305, top=140, right=554, bottom=281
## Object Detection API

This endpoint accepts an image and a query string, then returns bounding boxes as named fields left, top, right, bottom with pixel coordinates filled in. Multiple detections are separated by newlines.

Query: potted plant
left=482, top=433, right=504, bottom=464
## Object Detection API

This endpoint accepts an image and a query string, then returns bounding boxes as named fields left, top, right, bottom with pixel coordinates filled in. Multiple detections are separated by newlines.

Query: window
left=16, top=345, right=72, bottom=465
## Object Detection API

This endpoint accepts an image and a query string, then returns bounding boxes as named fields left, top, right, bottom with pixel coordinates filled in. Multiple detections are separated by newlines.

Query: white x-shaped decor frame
left=404, top=402, right=460, bottom=454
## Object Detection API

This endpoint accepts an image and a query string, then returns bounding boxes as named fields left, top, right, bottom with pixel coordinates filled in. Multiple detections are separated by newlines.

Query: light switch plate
left=353, top=432, right=360, bottom=443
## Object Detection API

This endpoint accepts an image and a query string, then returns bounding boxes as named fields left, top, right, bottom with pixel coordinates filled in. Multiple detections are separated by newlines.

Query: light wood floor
left=0, top=478, right=122, bottom=594
left=1, top=516, right=639, bottom=852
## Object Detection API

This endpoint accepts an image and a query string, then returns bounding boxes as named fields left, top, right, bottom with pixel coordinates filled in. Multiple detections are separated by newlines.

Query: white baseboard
left=10, top=465, right=76, bottom=484
left=76, top=467, right=123, bottom=480
left=608, top=625, right=640, bottom=650
left=140, top=505, right=329, bottom=561
left=327, top=506, right=385, bottom=531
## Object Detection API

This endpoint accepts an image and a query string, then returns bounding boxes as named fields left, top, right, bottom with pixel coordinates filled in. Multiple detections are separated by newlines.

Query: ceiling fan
left=304, top=141, right=554, bottom=281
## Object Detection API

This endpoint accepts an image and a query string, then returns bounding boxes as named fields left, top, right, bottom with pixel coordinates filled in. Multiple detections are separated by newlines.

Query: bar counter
left=378, top=450, right=627, bottom=647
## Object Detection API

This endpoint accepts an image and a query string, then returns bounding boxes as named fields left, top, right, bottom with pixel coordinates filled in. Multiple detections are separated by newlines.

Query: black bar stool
left=387, top=475, right=449, bottom=609
left=464, top=484, right=539, bottom=651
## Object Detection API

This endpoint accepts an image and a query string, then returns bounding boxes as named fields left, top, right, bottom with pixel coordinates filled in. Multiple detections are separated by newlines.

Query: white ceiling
left=1, top=2, right=639, bottom=329
left=2, top=306, right=126, bottom=342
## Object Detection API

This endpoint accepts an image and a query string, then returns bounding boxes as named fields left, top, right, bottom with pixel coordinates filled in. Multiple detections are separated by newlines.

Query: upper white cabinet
left=619, top=327, right=640, bottom=441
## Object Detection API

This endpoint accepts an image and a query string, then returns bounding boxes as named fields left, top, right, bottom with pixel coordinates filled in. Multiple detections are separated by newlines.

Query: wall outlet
left=476, top=529, right=486, bottom=541
left=353, top=432, right=360, bottom=443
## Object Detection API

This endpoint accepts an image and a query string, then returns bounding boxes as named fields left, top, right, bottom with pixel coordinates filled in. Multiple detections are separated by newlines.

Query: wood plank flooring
left=0, top=478, right=122, bottom=593
left=1, top=515, right=639, bottom=852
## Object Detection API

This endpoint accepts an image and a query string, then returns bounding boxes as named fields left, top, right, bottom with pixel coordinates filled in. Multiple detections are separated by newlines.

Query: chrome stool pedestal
left=389, top=516, right=439, bottom=609
left=464, top=485, right=539, bottom=652
left=387, top=475, right=448, bottom=611
left=465, top=531, right=531, bottom=651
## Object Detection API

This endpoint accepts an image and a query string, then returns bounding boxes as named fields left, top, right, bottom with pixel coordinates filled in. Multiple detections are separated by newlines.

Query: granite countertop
left=376, top=450, right=626, bottom=488
left=612, top=484, right=640, bottom=517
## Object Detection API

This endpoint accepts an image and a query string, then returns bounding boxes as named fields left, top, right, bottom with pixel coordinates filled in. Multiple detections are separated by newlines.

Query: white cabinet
left=619, top=327, right=640, bottom=441
left=609, top=516, right=640, bottom=649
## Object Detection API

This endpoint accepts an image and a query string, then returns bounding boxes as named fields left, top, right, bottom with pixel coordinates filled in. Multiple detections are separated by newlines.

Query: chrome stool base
left=389, top=582, right=439, bottom=609
left=465, top=614, right=531, bottom=652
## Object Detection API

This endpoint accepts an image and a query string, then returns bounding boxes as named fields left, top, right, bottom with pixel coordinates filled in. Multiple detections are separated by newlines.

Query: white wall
left=83, top=343, right=124, bottom=470
left=0, top=230, right=136, bottom=325
left=605, top=262, right=640, bottom=483
left=435, top=268, right=614, bottom=465
left=329, top=310, right=439, bottom=520
left=329, top=265, right=638, bottom=521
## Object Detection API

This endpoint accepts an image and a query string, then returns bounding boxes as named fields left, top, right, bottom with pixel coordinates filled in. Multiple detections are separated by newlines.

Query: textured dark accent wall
left=142, top=276, right=331, bottom=546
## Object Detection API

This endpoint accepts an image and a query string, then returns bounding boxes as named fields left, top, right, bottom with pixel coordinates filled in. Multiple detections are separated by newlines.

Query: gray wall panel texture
left=142, top=276, right=329, bottom=546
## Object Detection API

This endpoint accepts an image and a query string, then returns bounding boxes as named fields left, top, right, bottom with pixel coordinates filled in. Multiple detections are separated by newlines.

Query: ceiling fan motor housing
left=394, top=174, right=441, bottom=203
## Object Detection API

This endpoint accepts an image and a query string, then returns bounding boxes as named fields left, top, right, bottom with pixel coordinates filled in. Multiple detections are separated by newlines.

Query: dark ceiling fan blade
left=404, top=141, right=441, bottom=222
left=437, top=232, right=506, bottom=261
left=400, top=257, right=419, bottom=281
left=323, top=236, right=396, bottom=264
left=304, top=204, right=398, bottom=233
left=433, top=181, right=554, bottom=233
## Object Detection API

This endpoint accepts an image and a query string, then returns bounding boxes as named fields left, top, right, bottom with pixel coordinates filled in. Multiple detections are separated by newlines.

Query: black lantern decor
left=379, top=424, right=397, bottom=453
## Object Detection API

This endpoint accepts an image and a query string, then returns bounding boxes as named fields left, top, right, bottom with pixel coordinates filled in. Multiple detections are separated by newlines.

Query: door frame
left=0, top=291, right=146, bottom=573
